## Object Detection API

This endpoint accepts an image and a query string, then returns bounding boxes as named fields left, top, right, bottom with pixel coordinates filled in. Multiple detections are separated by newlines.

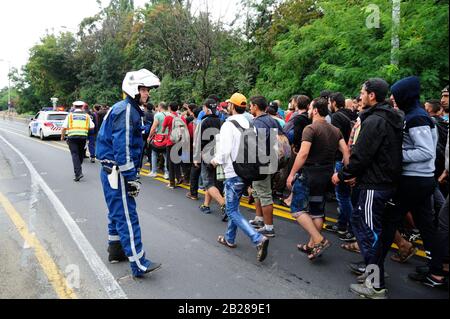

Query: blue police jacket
left=96, top=96, right=144, bottom=180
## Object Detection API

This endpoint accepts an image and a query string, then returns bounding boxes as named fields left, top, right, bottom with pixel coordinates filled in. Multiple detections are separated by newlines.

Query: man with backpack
left=248, top=96, right=283, bottom=237
left=162, top=102, right=188, bottom=189
left=148, top=102, right=170, bottom=179
left=211, top=93, right=269, bottom=262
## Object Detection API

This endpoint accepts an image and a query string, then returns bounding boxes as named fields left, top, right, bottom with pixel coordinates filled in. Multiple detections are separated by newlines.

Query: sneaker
left=107, top=242, right=127, bottom=264
left=90, top=158, right=96, bottom=163
left=256, top=236, right=269, bottom=262
left=167, top=184, right=176, bottom=189
left=149, top=172, right=158, bottom=178
left=200, top=205, right=211, bottom=214
left=324, top=223, right=344, bottom=233
left=163, top=173, right=169, bottom=180
left=186, top=192, right=198, bottom=200
left=348, top=261, right=367, bottom=275
left=134, top=262, right=162, bottom=278
left=220, top=205, right=228, bottom=222
left=339, top=231, right=356, bottom=242
left=357, top=271, right=390, bottom=284
left=350, top=281, right=387, bottom=299
left=74, top=174, right=84, bottom=182
left=408, top=272, right=446, bottom=288
left=249, top=219, right=265, bottom=229
left=257, top=227, right=275, bottom=238
left=408, top=229, right=422, bottom=242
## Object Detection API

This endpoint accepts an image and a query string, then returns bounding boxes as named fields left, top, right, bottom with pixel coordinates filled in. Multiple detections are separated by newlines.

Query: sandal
left=217, top=235, right=237, bottom=249
left=390, top=245, right=418, bottom=263
left=308, top=238, right=331, bottom=260
left=297, top=243, right=313, bottom=255
left=341, top=242, right=361, bottom=254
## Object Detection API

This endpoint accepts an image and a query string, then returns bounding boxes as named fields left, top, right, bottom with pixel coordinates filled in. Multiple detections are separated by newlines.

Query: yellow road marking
left=0, top=192, right=77, bottom=299
left=141, top=170, right=427, bottom=258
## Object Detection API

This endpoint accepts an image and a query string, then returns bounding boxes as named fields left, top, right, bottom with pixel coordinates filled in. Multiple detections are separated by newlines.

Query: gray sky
left=0, top=0, right=240, bottom=89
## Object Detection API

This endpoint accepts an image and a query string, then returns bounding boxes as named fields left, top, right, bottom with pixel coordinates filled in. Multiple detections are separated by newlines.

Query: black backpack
left=230, top=120, right=268, bottom=182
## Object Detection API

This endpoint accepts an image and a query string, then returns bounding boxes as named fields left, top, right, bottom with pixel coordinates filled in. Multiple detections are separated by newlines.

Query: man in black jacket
left=332, top=78, right=403, bottom=299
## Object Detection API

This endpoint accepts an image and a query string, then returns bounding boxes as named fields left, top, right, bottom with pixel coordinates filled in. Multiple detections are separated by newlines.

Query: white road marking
left=0, top=133, right=127, bottom=299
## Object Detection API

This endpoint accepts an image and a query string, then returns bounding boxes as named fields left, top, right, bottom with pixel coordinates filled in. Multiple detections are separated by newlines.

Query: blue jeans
left=335, top=161, right=353, bottom=232
left=151, top=149, right=168, bottom=175
left=290, top=177, right=309, bottom=215
left=224, top=176, right=263, bottom=246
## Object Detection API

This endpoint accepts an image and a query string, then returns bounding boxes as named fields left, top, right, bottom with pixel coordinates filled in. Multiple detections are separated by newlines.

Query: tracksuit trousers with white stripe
left=352, top=188, right=395, bottom=289
left=101, top=170, right=153, bottom=277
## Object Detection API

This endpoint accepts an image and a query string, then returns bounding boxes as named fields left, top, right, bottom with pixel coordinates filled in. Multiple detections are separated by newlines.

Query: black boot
left=107, top=242, right=128, bottom=264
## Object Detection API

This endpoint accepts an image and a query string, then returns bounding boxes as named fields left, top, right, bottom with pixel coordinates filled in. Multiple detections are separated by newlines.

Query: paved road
left=0, top=118, right=447, bottom=299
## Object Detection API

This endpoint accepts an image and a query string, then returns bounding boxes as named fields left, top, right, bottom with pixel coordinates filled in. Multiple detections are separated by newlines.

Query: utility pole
left=391, top=0, right=401, bottom=66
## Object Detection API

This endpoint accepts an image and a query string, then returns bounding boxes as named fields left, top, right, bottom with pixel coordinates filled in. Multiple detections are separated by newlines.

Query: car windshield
left=47, top=114, right=67, bottom=121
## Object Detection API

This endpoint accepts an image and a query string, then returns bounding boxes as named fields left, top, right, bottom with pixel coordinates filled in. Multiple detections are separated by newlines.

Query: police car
left=28, top=110, right=68, bottom=140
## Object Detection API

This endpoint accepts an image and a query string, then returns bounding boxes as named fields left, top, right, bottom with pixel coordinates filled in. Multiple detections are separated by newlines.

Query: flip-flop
left=217, top=235, right=237, bottom=249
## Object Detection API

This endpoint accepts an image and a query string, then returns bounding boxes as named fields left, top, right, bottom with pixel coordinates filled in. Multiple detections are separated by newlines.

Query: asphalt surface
left=0, top=117, right=448, bottom=299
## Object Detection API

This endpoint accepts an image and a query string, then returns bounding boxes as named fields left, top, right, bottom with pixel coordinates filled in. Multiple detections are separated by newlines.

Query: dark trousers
left=88, top=132, right=96, bottom=159
left=166, top=145, right=181, bottom=186
left=432, top=184, right=446, bottom=226
left=380, top=176, right=440, bottom=286
left=352, top=188, right=395, bottom=289
left=435, top=196, right=449, bottom=270
left=67, top=138, right=86, bottom=177
left=140, top=135, right=151, bottom=169
left=189, top=164, right=201, bottom=196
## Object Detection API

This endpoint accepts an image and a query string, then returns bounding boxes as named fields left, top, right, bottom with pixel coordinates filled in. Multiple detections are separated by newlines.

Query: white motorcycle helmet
left=122, top=69, right=160, bottom=100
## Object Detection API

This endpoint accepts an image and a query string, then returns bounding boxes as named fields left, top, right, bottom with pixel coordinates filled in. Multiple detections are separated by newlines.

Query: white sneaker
left=149, top=172, right=157, bottom=178
left=163, top=173, right=169, bottom=180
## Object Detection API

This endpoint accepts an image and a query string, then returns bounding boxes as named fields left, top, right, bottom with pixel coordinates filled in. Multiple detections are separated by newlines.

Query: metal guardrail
left=0, top=112, right=30, bottom=123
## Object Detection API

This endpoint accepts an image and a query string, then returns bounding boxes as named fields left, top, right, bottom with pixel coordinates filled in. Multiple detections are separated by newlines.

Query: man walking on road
left=332, top=78, right=403, bottom=299
left=96, top=69, right=162, bottom=278
left=211, top=93, right=270, bottom=262
left=61, top=101, right=95, bottom=182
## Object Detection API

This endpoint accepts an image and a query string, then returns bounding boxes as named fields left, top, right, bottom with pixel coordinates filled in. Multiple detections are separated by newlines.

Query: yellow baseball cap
left=227, top=93, right=247, bottom=107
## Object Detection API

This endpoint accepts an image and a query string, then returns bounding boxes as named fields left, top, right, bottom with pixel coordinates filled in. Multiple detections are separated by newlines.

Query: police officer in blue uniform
left=96, top=69, right=162, bottom=277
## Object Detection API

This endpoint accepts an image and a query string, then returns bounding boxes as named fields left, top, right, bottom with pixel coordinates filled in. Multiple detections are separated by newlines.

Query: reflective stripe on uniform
left=108, top=235, right=120, bottom=242
left=119, top=174, right=147, bottom=272
left=68, top=113, right=89, bottom=137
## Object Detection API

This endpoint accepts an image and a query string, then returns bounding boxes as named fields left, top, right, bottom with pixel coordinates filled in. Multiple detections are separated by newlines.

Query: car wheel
left=39, top=130, right=46, bottom=140
left=28, top=127, right=33, bottom=137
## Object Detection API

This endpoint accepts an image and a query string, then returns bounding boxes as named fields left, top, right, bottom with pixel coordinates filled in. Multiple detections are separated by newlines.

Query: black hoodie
left=338, top=103, right=403, bottom=190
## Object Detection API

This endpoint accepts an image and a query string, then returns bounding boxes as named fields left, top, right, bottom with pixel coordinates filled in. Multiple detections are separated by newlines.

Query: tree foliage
left=5, top=0, right=448, bottom=113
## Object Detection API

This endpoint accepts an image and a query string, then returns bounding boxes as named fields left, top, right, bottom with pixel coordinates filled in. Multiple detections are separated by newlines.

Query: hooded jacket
left=391, top=76, right=438, bottom=177
left=338, top=103, right=403, bottom=190
left=96, top=96, right=144, bottom=181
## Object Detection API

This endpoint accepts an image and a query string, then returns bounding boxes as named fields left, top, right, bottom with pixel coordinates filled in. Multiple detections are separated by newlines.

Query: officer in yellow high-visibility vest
left=61, top=101, right=95, bottom=181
